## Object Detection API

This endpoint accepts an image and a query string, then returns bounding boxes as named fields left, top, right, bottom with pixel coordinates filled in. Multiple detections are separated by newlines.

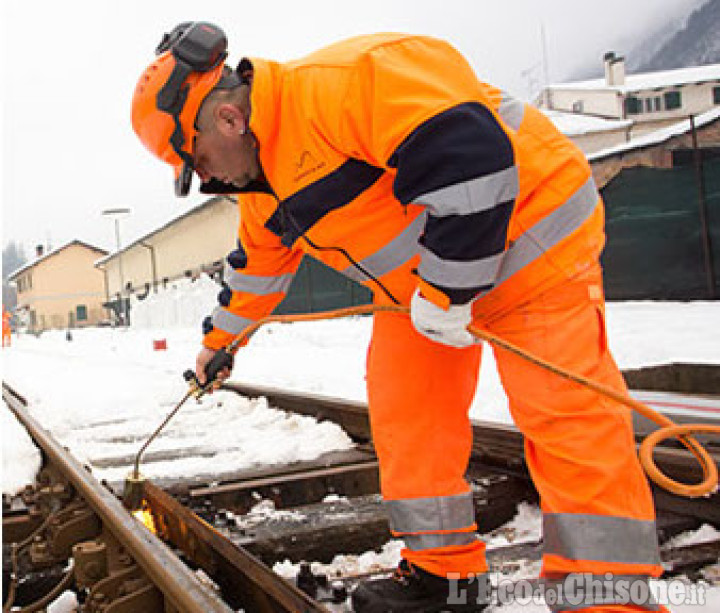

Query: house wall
left=624, top=83, right=720, bottom=125
left=549, top=83, right=720, bottom=124
left=15, top=244, right=107, bottom=331
left=102, top=197, right=238, bottom=297
left=548, top=89, right=623, bottom=117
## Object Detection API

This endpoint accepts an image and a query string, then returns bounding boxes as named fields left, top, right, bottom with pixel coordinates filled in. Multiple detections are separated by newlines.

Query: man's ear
left=215, top=103, right=245, bottom=136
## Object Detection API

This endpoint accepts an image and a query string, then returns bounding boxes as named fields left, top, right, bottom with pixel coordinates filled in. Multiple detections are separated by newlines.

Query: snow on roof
left=542, top=109, right=632, bottom=136
left=588, top=106, right=720, bottom=161
left=548, top=63, right=720, bottom=93
left=8, top=240, right=108, bottom=281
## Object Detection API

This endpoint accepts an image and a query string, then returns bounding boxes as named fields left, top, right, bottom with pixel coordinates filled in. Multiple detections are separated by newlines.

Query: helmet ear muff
left=156, top=22, right=228, bottom=113
left=158, top=22, right=228, bottom=72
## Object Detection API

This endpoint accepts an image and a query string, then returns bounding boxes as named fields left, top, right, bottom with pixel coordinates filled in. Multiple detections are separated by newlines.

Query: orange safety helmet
left=131, top=22, right=236, bottom=196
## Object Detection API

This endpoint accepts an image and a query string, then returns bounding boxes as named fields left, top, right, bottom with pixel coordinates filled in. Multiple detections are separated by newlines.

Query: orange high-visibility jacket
left=202, top=33, right=604, bottom=350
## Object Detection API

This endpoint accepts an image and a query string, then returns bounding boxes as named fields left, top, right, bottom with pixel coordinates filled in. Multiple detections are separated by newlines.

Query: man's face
left=192, top=102, right=260, bottom=189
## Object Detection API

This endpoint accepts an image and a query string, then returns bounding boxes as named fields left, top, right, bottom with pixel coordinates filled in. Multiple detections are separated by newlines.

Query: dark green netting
left=601, top=158, right=719, bottom=300
left=274, top=256, right=372, bottom=314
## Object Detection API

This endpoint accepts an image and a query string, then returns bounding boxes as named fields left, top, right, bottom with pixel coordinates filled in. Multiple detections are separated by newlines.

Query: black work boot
left=351, top=559, right=490, bottom=612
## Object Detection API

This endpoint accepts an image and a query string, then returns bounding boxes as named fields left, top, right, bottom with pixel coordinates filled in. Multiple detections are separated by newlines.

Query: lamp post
left=101, top=208, right=131, bottom=325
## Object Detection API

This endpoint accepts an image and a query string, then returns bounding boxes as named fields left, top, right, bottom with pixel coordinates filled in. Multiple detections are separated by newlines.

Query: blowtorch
left=122, top=345, right=236, bottom=511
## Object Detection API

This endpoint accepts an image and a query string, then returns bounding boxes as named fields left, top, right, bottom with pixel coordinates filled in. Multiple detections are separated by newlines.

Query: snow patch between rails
left=274, top=539, right=406, bottom=581
left=661, top=523, right=720, bottom=550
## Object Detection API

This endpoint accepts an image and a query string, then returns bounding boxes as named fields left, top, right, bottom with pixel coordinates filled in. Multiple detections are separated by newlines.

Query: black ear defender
left=155, top=22, right=228, bottom=113
left=156, top=22, right=228, bottom=71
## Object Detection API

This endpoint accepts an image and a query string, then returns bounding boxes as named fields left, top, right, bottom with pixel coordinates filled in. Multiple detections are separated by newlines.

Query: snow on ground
left=663, top=524, right=720, bottom=550
left=46, top=591, right=78, bottom=613
left=2, top=405, right=42, bottom=494
left=1, top=321, right=356, bottom=491
left=604, top=301, right=720, bottom=369
left=481, top=502, right=543, bottom=549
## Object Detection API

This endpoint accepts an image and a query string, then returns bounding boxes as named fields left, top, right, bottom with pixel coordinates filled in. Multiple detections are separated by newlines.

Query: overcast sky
left=0, top=0, right=704, bottom=258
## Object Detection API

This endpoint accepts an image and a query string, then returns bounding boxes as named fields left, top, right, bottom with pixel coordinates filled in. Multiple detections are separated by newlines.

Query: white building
left=540, top=55, right=720, bottom=153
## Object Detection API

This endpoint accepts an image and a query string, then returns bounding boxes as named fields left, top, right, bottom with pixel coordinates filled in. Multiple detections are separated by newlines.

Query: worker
left=2, top=307, right=11, bottom=347
left=132, top=23, right=665, bottom=613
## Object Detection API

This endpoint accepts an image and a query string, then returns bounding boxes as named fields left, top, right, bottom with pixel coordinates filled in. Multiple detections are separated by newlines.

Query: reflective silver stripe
left=489, top=175, right=599, bottom=289
left=403, top=531, right=478, bottom=551
left=543, top=512, right=661, bottom=566
left=418, top=176, right=599, bottom=292
left=385, top=492, right=475, bottom=534
left=419, top=247, right=504, bottom=289
left=224, top=262, right=294, bottom=295
left=210, top=306, right=254, bottom=336
left=498, top=92, right=525, bottom=131
left=341, top=212, right=425, bottom=284
left=415, top=166, right=519, bottom=217
left=543, top=574, right=659, bottom=612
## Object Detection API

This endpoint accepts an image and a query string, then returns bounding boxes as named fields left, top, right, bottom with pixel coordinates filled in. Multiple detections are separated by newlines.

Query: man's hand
left=195, top=347, right=233, bottom=388
left=410, top=289, right=477, bottom=348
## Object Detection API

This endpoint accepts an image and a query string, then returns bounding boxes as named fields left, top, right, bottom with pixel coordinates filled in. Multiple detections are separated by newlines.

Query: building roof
left=588, top=106, right=720, bottom=162
left=543, top=109, right=632, bottom=136
left=548, top=63, right=720, bottom=94
left=94, top=196, right=233, bottom=267
left=8, top=240, right=108, bottom=281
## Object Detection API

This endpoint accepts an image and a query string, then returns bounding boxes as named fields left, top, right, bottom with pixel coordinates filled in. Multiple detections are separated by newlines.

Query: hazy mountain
left=636, top=0, right=720, bottom=71
left=568, top=0, right=718, bottom=81
left=624, top=18, right=686, bottom=73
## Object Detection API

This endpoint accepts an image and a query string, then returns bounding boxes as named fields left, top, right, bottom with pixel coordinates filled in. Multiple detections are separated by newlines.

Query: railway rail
left=3, top=380, right=720, bottom=612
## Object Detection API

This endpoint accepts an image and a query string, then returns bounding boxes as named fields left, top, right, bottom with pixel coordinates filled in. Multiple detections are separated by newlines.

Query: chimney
left=604, top=51, right=626, bottom=86
left=35, top=244, right=44, bottom=258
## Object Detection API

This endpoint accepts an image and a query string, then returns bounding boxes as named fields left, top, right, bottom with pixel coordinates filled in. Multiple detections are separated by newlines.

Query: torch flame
left=133, top=505, right=157, bottom=534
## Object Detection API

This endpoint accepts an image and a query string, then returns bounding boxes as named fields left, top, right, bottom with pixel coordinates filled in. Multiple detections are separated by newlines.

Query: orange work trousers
left=366, top=264, right=663, bottom=612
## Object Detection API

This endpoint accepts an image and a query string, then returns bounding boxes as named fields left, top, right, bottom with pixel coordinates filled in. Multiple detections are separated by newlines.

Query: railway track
left=3, top=380, right=720, bottom=612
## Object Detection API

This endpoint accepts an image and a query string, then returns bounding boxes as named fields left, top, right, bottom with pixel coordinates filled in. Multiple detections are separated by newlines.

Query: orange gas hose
left=229, top=304, right=719, bottom=498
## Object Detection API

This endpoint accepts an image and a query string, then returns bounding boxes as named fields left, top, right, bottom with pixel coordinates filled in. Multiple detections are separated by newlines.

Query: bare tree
left=2, top=241, right=27, bottom=310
